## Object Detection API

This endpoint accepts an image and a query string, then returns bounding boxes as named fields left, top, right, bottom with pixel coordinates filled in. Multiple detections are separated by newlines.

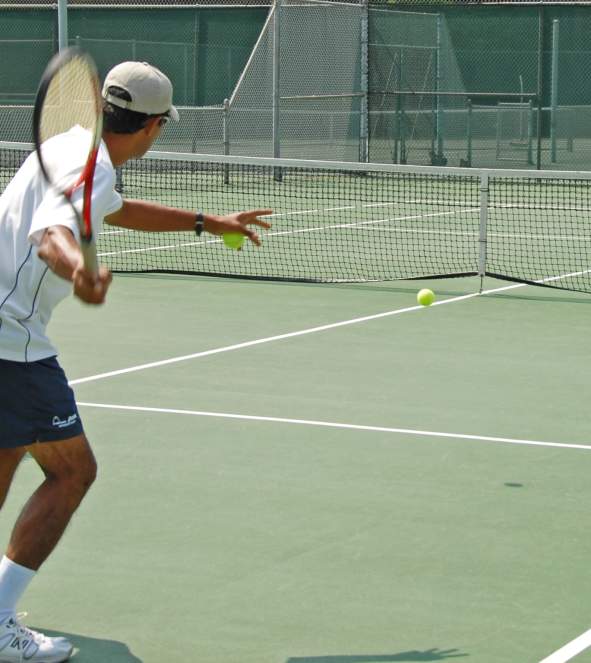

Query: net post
left=550, top=19, right=559, bottom=164
left=58, top=0, right=68, bottom=51
left=478, top=172, right=489, bottom=293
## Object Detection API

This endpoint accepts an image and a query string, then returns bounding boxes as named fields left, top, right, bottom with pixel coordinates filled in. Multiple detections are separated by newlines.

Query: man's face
left=133, top=116, right=167, bottom=158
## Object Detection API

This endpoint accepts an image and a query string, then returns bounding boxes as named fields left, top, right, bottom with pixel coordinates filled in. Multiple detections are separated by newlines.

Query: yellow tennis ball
left=417, top=288, right=435, bottom=306
left=222, top=232, right=245, bottom=250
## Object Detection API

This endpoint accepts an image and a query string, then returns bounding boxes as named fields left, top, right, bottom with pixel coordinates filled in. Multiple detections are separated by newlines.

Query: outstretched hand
left=209, top=209, right=273, bottom=247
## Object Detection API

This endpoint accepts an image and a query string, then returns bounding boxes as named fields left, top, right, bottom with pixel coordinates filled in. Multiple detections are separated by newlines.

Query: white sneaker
left=0, top=614, right=73, bottom=663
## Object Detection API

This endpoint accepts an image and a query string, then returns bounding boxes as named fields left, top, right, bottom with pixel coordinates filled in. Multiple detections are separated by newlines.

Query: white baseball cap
left=102, top=61, right=179, bottom=121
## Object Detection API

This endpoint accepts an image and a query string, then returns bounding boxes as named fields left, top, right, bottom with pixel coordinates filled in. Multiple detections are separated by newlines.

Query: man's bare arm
left=105, top=200, right=272, bottom=246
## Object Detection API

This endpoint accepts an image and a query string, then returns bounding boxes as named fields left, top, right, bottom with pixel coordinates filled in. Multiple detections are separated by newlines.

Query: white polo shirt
left=0, top=127, right=123, bottom=362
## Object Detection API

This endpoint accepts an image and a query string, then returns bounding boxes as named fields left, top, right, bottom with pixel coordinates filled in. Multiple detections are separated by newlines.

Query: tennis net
left=1, top=141, right=591, bottom=292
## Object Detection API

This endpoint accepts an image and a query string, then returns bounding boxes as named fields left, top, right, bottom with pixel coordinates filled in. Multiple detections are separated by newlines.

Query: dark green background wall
left=0, top=6, right=267, bottom=105
left=0, top=4, right=589, bottom=107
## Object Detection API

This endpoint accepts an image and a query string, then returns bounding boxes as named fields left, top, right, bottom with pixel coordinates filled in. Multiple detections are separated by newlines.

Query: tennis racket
left=33, top=47, right=103, bottom=275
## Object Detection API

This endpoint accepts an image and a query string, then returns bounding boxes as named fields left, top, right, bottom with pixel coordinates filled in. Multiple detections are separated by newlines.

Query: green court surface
left=2, top=273, right=591, bottom=663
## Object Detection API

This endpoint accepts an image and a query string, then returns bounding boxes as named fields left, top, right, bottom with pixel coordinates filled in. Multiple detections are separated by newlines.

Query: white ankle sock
left=0, top=556, right=35, bottom=617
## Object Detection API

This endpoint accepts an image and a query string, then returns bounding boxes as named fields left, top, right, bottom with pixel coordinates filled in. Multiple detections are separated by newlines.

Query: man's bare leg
left=0, top=435, right=95, bottom=660
left=6, top=434, right=97, bottom=570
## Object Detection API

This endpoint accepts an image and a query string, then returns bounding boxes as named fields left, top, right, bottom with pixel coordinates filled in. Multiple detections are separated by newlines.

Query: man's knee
left=57, top=452, right=97, bottom=496
left=46, top=448, right=97, bottom=498
left=28, top=434, right=98, bottom=498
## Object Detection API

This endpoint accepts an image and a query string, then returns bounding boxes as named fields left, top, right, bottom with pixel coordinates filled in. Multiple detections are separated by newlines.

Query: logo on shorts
left=52, top=414, right=78, bottom=429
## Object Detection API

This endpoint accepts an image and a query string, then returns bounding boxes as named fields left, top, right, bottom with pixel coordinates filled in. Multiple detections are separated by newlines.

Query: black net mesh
left=2, top=142, right=591, bottom=291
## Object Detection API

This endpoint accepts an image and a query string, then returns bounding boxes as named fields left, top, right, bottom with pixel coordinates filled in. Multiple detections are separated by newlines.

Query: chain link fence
left=1, top=0, right=591, bottom=169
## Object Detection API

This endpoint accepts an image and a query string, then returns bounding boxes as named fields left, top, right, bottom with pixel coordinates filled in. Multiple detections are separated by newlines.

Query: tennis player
left=0, top=61, right=272, bottom=661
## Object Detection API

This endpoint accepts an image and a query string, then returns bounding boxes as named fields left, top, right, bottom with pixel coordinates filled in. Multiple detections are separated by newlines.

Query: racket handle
left=80, top=238, right=98, bottom=276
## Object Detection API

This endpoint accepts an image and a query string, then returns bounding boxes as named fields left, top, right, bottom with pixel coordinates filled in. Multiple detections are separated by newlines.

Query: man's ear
left=144, top=116, right=161, bottom=136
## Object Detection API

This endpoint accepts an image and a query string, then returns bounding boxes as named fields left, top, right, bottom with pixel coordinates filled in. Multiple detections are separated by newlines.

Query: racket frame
left=33, top=47, right=103, bottom=275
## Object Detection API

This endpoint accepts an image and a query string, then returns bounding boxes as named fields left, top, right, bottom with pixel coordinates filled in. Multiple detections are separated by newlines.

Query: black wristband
left=195, top=212, right=205, bottom=237
left=195, top=212, right=204, bottom=236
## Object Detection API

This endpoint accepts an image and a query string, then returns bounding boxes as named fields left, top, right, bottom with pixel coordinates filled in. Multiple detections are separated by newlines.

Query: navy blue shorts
left=0, top=356, right=84, bottom=449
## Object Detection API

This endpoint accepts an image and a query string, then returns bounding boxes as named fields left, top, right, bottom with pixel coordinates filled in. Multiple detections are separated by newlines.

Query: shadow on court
left=286, top=649, right=469, bottom=662
left=34, top=627, right=143, bottom=662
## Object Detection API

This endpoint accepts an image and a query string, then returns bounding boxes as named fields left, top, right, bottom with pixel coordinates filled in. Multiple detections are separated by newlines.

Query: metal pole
left=223, top=98, right=230, bottom=156
left=465, top=98, right=472, bottom=167
left=359, top=0, right=369, bottom=162
left=272, top=0, right=281, bottom=160
left=527, top=98, right=534, bottom=165
left=399, top=92, right=406, bottom=164
left=394, top=88, right=401, bottom=164
left=396, top=49, right=403, bottom=163
left=193, top=12, right=199, bottom=105
left=519, top=74, right=524, bottom=140
left=58, top=0, right=68, bottom=51
left=550, top=19, right=559, bottom=163
left=478, top=173, right=489, bottom=293
left=535, top=5, right=544, bottom=170
left=435, top=12, right=444, bottom=164
left=183, top=45, right=189, bottom=105
left=272, top=0, right=282, bottom=180
left=223, top=98, right=230, bottom=184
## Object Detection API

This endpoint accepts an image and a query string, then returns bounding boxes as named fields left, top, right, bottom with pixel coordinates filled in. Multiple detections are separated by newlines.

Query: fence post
left=550, top=19, right=559, bottom=163
left=58, top=0, right=68, bottom=51
left=535, top=5, right=544, bottom=170
left=465, top=98, right=472, bottom=167
left=272, top=0, right=282, bottom=181
left=434, top=12, right=445, bottom=164
left=359, top=0, right=369, bottom=162
left=272, top=0, right=281, bottom=160
left=527, top=98, right=534, bottom=165
left=223, top=98, right=230, bottom=184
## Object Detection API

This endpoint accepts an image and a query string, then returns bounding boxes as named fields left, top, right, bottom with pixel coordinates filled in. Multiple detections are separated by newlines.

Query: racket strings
left=40, top=55, right=100, bottom=145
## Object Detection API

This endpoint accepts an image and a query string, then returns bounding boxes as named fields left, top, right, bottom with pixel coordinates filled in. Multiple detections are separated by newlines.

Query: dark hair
left=102, top=85, right=167, bottom=134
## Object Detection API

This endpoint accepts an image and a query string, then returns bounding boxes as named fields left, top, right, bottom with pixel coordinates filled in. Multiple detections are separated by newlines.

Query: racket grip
left=80, top=238, right=98, bottom=276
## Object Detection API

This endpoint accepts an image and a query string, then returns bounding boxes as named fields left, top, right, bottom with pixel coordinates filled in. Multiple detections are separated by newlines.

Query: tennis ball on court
left=417, top=288, right=435, bottom=306
left=222, top=232, right=245, bottom=250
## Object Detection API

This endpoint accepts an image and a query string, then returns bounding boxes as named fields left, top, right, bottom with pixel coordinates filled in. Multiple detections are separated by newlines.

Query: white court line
left=538, top=629, right=591, bottom=663
left=76, top=402, right=591, bottom=452
left=68, top=280, right=525, bottom=386
left=98, top=207, right=480, bottom=259
left=99, top=223, right=591, bottom=244
left=69, top=267, right=591, bottom=387
left=69, top=266, right=591, bottom=387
